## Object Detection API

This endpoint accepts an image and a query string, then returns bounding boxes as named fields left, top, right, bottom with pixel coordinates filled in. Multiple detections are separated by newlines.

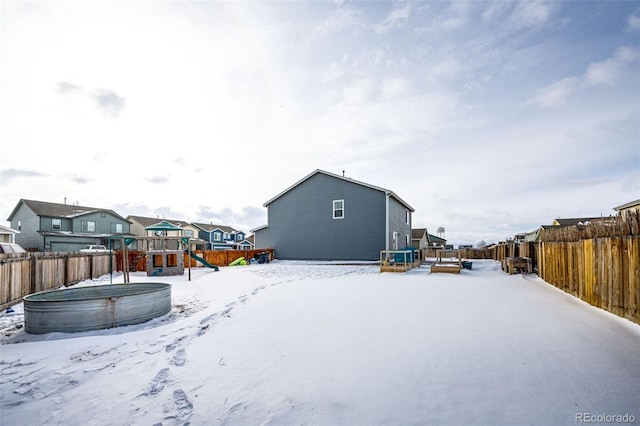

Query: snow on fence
left=0, top=252, right=115, bottom=310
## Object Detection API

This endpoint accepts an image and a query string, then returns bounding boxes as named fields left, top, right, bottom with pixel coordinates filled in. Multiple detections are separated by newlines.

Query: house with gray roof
left=192, top=222, right=251, bottom=250
left=252, top=169, right=414, bottom=261
left=6, top=199, right=132, bottom=252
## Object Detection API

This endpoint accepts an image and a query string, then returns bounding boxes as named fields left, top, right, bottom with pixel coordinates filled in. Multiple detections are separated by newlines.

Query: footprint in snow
left=143, top=368, right=170, bottom=397
left=170, top=349, right=186, bottom=367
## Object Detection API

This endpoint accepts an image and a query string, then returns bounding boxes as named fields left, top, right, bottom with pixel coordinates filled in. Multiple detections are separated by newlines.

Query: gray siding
left=10, top=203, right=41, bottom=250
left=388, top=196, right=412, bottom=250
left=260, top=173, right=387, bottom=261
left=9, top=202, right=130, bottom=252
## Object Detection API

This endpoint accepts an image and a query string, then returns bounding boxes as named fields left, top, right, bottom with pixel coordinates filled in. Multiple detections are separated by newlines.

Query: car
left=0, top=243, right=27, bottom=254
left=79, top=245, right=110, bottom=253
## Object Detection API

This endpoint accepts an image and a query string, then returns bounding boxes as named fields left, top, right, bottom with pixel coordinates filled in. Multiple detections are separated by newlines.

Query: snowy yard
left=1, top=260, right=639, bottom=425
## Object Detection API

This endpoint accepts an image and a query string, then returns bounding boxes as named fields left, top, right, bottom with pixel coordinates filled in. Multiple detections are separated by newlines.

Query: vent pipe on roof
left=64, top=197, right=67, bottom=204
left=342, top=170, right=345, bottom=177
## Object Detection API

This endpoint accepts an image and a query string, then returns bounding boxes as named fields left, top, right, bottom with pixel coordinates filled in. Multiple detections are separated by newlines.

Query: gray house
left=192, top=223, right=250, bottom=250
left=6, top=199, right=131, bottom=252
left=253, top=169, right=414, bottom=261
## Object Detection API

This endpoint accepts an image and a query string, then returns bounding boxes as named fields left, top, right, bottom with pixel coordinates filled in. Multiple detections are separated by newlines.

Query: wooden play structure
left=146, top=249, right=184, bottom=277
left=380, top=249, right=419, bottom=272
left=109, top=235, right=218, bottom=283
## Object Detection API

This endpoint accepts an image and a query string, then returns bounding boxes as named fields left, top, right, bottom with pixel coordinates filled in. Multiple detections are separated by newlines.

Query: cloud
left=627, top=8, right=640, bottom=31
left=374, top=3, right=412, bottom=34
left=584, top=46, right=640, bottom=87
left=195, top=205, right=266, bottom=232
left=147, top=176, right=171, bottom=184
left=68, top=175, right=92, bottom=184
left=622, top=171, right=640, bottom=193
left=380, top=76, right=408, bottom=100
left=507, top=1, right=556, bottom=30
left=56, top=81, right=84, bottom=95
left=481, top=1, right=510, bottom=22
left=429, top=1, right=471, bottom=32
left=526, top=46, right=639, bottom=108
left=311, top=6, right=366, bottom=39
left=55, top=81, right=126, bottom=117
left=0, top=168, right=46, bottom=184
left=525, top=77, right=580, bottom=108
left=91, top=89, right=126, bottom=117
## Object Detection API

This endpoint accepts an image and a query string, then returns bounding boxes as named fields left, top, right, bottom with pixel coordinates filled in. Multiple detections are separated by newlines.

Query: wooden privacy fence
left=425, top=248, right=494, bottom=260
left=115, top=248, right=275, bottom=272
left=0, top=252, right=115, bottom=310
left=538, top=236, right=639, bottom=324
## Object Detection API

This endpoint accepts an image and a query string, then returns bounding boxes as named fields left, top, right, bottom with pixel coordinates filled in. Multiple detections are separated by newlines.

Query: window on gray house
left=82, top=220, right=96, bottom=232
left=52, top=218, right=62, bottom=230
left=333, top=199, right=344, bottom=219
left=111, top=223, right=123, bottom=233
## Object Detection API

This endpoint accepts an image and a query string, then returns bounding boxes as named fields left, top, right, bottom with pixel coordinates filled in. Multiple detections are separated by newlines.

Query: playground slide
left=188, top=251, right=219, bottom=271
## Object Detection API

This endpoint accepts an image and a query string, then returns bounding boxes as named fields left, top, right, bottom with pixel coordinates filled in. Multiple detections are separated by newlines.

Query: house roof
left=263, top=169, right=415, bottom=212
left=7, top=199, right=129, bottom=222
left=613, top=199, right=640, bottom=211
left=552, top=217, right=612, bottom=226
left=412, top=228, right=427, bottom=240
left=127, top=215, right=192, bottom=229
left=0, top=224, right=19, bottom=235
left=145, top=220, right=184, bottom=231
left=192, top=222, right=239, bottom=233
left=427, top=234, right=446, bottom=244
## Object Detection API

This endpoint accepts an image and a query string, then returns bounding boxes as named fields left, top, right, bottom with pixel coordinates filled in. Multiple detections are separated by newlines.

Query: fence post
left=30, top=253, right=37, bottom=294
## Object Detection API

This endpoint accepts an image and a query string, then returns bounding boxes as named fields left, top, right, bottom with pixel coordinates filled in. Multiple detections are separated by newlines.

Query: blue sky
left=0, top=1, right=638, bottom=246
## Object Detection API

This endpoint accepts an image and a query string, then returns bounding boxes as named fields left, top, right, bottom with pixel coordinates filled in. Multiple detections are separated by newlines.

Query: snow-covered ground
left=1, top=260, right=639, bottom=425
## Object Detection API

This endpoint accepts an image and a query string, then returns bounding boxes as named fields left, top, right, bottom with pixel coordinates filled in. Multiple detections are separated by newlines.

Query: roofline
left=263, top=169, right=415, bottom=211
left=613, top=199, right=640, bottom=211
left=7, top=199, right=131, bottom=223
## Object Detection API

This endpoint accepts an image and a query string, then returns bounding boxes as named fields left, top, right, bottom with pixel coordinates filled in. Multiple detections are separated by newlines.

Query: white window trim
left=406, top=210, right=410, bottom=225
left=333, top=199, right=344, bottom=219
left=52, top=218, right=62, bottom=230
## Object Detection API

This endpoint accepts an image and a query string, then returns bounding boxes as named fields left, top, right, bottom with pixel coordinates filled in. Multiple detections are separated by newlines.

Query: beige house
left=126, top=215, right=207, bottom=251
left=613, top=199, right=640, bottom=219
left=0, top=224, right=19, bottom=244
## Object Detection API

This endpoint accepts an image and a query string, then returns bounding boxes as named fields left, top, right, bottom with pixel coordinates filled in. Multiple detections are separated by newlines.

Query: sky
left=2, top=262, right=640, bottom=424
left=0, top=0, right=638, bottom=246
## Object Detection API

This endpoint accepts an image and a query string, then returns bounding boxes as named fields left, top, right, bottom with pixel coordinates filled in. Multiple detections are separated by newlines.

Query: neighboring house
left=614, top=199, right=640, bottom=218
left=411, top=228, right=429, bottom=251
left=0, top=224, right=19, bottom=244
left=252, top=169, right=414, bottom=261
left=427, top=233, right=446, bottom=248
left=515, top=228, right=541, bottom=243
left=551, top=217, right=614, bottom=226
left=127, top=215, right=207, bottom=250
left=192, top=223, right=248, bottom=250
left=7, top=199, right=131, bottom=252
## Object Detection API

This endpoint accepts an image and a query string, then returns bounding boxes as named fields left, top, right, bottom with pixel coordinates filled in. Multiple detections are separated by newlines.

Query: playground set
left=109, top=235, right=219, bottom=283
